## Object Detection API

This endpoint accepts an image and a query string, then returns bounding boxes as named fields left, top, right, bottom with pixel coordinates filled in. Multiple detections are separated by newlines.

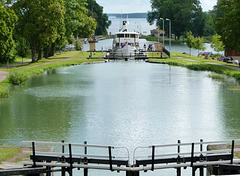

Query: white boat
left=106, top=21, right=147, bottom=60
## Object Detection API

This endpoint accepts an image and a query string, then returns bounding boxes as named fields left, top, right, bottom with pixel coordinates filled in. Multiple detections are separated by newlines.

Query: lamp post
left=160, top=18, right=164, bottom=46
left=166, top=18, right=171, bottom=58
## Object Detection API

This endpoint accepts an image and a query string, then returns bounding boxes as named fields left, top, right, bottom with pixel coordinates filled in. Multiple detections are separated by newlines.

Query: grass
left=0, top=51, right=105, bottom=98
left=0, top=147, right=22, bottom=163
left=149, top=52, right=240, bottom=81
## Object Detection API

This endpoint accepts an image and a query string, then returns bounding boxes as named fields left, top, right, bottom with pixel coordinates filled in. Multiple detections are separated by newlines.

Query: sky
left=96, top=0, right=217, bottom=13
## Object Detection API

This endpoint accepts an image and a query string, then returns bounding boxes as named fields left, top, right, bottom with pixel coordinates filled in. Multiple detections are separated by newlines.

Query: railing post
left=68, top=144, right=73, bottom=176
left=61, top=140, right=66, bottom=176
left=151, top=146, right=155, bottom=171
left=199, top=139, right=204, bottom=176
left=177, top=140, right=181, bottom=176
left=32, top=142, right=36, bottom=167
left=231, top=140, right=235, bottom=164
left=191, top=143, right=196, bottom=176
left=84, top=141, right=88, bottom=176
left=108, top=146, right=113, bottom=171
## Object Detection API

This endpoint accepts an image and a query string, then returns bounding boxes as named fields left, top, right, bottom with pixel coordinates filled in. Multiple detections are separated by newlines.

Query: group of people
left=143, top=44, right=154, bottom=51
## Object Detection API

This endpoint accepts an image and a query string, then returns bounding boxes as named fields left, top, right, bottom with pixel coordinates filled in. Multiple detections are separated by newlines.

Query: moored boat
left=106, top=21, right=147, bottom=60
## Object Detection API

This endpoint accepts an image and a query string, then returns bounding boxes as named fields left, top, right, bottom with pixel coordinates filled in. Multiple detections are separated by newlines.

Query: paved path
left=178, top=57, right=240, bottom=71
left=0, top=58, right=73, bottom=83
left=0, top=60, right=32, bottom=83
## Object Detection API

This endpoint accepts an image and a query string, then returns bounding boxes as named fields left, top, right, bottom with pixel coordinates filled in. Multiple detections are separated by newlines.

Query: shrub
left=8, top=71, right=28, bottom=85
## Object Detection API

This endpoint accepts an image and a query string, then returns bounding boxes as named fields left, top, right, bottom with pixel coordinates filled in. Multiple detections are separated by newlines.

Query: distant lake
left=107, top=16, right=156, bottom=36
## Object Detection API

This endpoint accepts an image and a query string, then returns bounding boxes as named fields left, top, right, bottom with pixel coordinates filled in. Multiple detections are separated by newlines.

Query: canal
left=0, top=61, right=240, bottom=175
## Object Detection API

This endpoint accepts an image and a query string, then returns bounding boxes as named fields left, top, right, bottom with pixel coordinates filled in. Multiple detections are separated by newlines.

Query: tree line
left=0, top=0, right=111, bottom=64
left=148, top=0, right=240, bottom=54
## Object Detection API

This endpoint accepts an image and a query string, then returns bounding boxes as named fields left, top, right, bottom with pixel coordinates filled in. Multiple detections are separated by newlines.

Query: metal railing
left=21, top=139, right=240, bottom=175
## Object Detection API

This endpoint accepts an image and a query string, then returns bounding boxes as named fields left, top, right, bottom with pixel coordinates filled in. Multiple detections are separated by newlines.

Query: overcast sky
left=96, top=0, right=217, bottom=13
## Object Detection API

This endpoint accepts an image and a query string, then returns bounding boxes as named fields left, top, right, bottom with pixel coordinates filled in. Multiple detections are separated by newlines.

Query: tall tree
left=148, top=0, right=205, bottom=39
left=13, top=0, right=66, bottom=62
left=86, top=0, right=111, bottom=35
left=64, top=0, right=96, bottom=43
left=0, top=5, right=17, bottom=64
left=215, top=0, right=240, bottom=52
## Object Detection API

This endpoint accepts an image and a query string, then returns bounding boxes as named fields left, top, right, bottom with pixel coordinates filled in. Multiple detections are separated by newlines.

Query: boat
left=106, top=21, right=147, bottom=60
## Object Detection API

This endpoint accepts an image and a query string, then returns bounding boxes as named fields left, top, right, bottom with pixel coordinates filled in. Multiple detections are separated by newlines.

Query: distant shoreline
left=107, top=13, right=147, bottom=19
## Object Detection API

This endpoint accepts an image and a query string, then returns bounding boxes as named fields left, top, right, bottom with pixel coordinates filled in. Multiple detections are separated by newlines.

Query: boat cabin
left=113, top=31, right=139, bottom=48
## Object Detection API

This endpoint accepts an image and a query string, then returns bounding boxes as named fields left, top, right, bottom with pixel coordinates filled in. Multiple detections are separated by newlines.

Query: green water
left=1, top=61, right=240, bottom=175
left=1, top=61, right=240, bottom=145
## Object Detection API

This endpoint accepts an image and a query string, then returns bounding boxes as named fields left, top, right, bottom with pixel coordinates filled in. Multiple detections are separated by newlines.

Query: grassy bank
left=0, top=146, right=22, bottom=163
left=0, top=51, right=105, bottom=98
left=149, top=52, right=240, bottom=81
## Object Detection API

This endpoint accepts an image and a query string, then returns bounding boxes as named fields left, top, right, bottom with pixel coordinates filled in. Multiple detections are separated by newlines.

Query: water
left=83, top=17, right=224, bottom=56
left=0, top=61, right=240, bottom=175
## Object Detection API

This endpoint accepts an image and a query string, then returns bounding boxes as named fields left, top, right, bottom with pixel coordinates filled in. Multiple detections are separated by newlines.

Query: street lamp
left=166, top=18, right=171, bottom=58
left=160, top=18, right=164, bottom=46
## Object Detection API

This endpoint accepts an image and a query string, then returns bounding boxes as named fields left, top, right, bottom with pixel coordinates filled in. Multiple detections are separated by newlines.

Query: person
left=144, top=44, right=146, bottom=51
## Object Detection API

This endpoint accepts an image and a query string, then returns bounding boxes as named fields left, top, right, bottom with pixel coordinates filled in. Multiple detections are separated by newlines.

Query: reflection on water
left=0, top=61, right=240, bottom=175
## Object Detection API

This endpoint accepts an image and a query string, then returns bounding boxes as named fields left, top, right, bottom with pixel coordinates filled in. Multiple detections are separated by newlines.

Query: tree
left=0, top=5, right=17, bottom=64
left=15, top=37, right=29, bottom=61
left=194, top=37, right=206, bottom=56
left=86, top=0, right=111, bottom=35
left=74, top=39, right=83, bottom=51
left=185, top=31, right=195, bottom=56
left=147, top=0, right=205, bottom=39
left=13, top=0, right=66, bottom=62
left=64, top=0, right=96, bottom=42
left=211, top=34, right=224, bottom=53
left=215, top=0, right=240, bottom=52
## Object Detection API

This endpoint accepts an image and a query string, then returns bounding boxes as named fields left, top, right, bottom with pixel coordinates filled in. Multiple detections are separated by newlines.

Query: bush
left=74, top=39, right=83, bottom=51
left=8, top=71, right=28, bottom=85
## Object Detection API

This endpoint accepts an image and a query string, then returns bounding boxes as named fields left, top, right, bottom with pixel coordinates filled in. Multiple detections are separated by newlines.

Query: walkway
left=0, top=58, right=73, bottom=83
left=178, top=57, right=240, bottom=71
left=0, top=60, right=32, bottom=82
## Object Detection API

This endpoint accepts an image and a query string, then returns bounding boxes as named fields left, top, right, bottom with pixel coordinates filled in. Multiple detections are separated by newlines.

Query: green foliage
left=87, top=0, right=111, bottom=35
left=148, top=0, right=205, bottom=39
left=15, top=37, right=29, bottom=58
left=211, top=34, right=225, bottom=53
left=64, top=0, right=96, bottom=40
left=13, top=0, right=66, bottom=62
left=215, top=0, right=240, bottom=52
left=185, top=31, right=195, bottom=55
left=194, top=37, right=206, bottom=53
left=8, top=70, right=28, bottom=85
left=203, top=10, right=217, bottom=36
left=0, top=6, right=17, bottom=64
left=74, top=39, right=83, bottom=51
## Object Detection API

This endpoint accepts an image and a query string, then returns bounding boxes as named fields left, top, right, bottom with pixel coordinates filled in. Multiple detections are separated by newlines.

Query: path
left=178, top=57, right=240, bottom=71
left=0, top=58, right=73, bottom=83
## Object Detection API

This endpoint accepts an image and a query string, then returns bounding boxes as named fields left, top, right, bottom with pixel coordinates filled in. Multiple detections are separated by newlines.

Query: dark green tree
left=0, top=5, right=17, bottom=64
left=13, top=0, right=66, bottom=62
left=86, top=0, right=111, bottom=35
left=63, top=0, right=96, bottom=52
left=215, top=0, right=240, bottom=52
left=147, top=0, right=205, bottom=39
